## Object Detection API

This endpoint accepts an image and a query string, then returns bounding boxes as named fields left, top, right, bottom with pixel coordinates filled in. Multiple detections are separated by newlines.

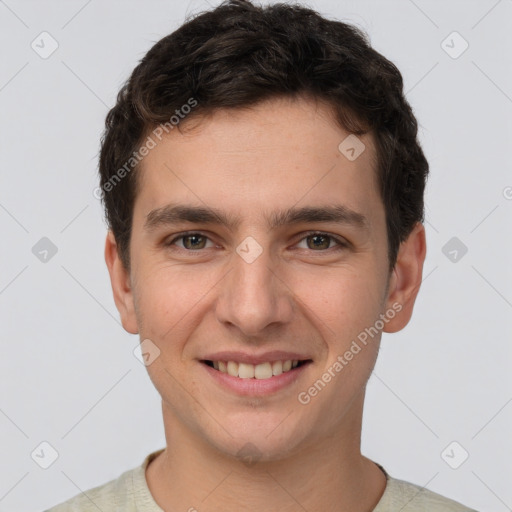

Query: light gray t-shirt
left=45, top=449, right=477, bottom=511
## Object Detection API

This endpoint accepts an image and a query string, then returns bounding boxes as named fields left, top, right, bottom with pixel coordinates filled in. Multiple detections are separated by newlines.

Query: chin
left=204, top=412, right=313, bottom=464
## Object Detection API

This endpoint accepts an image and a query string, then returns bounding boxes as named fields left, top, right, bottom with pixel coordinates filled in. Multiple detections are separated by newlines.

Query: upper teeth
left=212, top=360, right=299, bottom=379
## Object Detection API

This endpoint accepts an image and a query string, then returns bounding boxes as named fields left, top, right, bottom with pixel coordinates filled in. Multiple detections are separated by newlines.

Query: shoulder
left=44, top=449, right=166, bottom=512
left=374, top=473, right=478, bottom=512
left=44, top=466, right=137, bottom=512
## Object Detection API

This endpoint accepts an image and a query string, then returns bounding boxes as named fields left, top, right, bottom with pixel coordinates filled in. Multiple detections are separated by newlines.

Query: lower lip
left=200, top=361, right=312, bottom=396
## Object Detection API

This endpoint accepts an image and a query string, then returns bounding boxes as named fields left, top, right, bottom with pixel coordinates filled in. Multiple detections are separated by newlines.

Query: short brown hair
left=98, top=0, right=428, bottom=270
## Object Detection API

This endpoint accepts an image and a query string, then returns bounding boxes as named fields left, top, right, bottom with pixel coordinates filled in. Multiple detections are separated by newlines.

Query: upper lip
left=200, top=350, right=313, bottom=365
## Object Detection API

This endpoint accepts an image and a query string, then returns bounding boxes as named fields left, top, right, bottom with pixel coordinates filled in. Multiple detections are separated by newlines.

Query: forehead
left=134, top=96, right=382, bottom=229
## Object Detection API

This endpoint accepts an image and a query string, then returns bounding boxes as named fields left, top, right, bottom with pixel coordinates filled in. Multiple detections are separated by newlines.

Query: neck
left=146, top=391, right=387, bottom=512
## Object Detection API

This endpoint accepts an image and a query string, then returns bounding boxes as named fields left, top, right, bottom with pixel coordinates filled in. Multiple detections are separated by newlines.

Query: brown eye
left=295, top=232, right=347, bottom=252
left=181, top=234, right=208, bottom=250
left=306, top=234, right=332, bottom=250
left=166, top=232, right=214, bottom=251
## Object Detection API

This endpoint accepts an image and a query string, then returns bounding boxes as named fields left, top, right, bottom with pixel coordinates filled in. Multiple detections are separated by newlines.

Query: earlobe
left=383, top=222, right=426, bottom=333
left=104, top=231, right=139, bottom=334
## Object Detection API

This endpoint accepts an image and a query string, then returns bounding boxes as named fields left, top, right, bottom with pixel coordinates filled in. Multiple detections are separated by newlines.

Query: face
left=106, top=96, right=425, bottom=461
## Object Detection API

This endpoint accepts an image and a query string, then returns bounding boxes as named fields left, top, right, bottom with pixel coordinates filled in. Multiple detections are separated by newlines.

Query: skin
left=105, top=95, right=426, bottom=512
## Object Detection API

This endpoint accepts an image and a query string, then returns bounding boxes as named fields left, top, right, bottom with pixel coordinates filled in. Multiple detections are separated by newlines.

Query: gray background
left=0, top=0, right=511, bottom=510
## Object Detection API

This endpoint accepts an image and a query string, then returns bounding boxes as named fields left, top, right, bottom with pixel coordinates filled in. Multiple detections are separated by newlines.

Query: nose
left=214, top=243, right=294, bottom=338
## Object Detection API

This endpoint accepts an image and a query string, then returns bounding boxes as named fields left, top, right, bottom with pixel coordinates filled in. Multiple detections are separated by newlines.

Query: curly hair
left=98, top=0, right=428, bottom=270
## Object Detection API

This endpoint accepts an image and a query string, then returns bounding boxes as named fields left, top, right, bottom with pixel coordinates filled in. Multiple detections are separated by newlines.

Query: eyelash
left=165, top=231, right=348, bottom=253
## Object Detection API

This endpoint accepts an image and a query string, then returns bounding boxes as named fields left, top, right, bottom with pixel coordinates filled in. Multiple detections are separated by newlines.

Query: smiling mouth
left=202, top=359, right=312, bottom=379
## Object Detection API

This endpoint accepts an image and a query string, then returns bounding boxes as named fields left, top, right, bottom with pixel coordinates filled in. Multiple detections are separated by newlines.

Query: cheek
left=290, top=265, right=385, bottom=340
left=132, top=264, right=212, bottom=343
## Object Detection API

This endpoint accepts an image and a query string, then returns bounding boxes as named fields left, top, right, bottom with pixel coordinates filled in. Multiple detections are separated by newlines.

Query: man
left=47, top=0, right=477, bottom=510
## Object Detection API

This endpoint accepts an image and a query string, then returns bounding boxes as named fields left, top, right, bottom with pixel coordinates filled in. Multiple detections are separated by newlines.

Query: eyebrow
left=144, top=203, right=369, bottom=232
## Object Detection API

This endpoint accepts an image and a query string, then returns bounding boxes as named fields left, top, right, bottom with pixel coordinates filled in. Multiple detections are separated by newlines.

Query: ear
left=104, top=231, right=139, bottom=334
left=383, top=222, right=426, bottom=333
